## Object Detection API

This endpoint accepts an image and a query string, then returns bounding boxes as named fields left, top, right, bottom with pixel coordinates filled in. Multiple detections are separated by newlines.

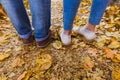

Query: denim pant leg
left=63, top=0, right=110, bottom=30
left=88, top=0, right=110, bottom=25
left=63, top=0, right=81, bottom=30
left=0, top=0, right=32, bottom=39
left=28, top=0, right=51, bottom=41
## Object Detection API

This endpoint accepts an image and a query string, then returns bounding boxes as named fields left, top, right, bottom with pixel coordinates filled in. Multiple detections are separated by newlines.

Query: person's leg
left=73, top=0, right=110, bottom=40
left=28, top=0, right=51, bottom=42
left=63, top=0, right=81, bottom=33
left=28, top=0, right=52, bottom=48
left=60, top=0, right=81, bottom=45
left=0, top=0, right=32, bottom=39
left=86, top=0, right=110, bottom=32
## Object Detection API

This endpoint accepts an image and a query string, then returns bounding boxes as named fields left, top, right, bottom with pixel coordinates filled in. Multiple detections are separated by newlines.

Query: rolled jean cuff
left=19, top=31, right=32, bottom=39
left=35, top=33, right=50, bottom=42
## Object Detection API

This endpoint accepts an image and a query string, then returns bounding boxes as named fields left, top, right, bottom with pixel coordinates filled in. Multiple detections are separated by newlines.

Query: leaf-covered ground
left=0, top=0, right=120, bottom=80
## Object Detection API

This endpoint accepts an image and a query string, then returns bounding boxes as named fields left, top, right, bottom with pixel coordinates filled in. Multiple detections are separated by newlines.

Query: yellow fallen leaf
left=96, top=37, right=106, bottom=48
left=52, top=40, right=62, bottom=49
left=0, top=53, right=10, bottom=61
left=0, top=33, right=10, bottom=46
left=0, top=73, right=7, bottom=80
left=33, top=54, right=52, bottom=72
left=115, top=54, right=120, bottom=61
left=108, top=41, right=120, bottom=49
left=112, top=53, right=120, bottom=63
left=0, top=32, right=4, bottom=37
left=23, top=70, right=32, bottom=80
left=112, top=68, right=120, bottom=80
left=112, top=58, right=120, bottom=63
left=72, top=44, right=79, bottom=49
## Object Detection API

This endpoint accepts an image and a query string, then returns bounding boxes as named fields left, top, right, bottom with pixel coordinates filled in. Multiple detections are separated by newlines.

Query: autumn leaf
left=112, top=58, right=120, bottom=63
left=0, top=1, right=120, bottom=80
left=115, top=54, right=120, bottom=61
left=96, top=37, right=106, bottom=48
left=0, top=53, right=10, bottom=61
left=112, top=68, right=120, bottom=80
left=112, top=53, right=120, bottom=63
left=87, top=48, right=97, bottom=57
left=23, top=70, right=32, bottom=80
left=33, top=54, right=52, bottom=72
left=103, top=48, right=116, bottom=59
left=0, top=33, right=10, bottom=46
left=52, top=40, right=62, bottom=49
left=108, top=41, right=120, bottom=49
left=11, top=57, right=25, bottom=68
left=17, top=70, right=32, bottom=80
left=17, top=71, right=27, bottom=80
left=81, top=56, right=94, bottom=70
left=0, top=73, right=7, bottom=80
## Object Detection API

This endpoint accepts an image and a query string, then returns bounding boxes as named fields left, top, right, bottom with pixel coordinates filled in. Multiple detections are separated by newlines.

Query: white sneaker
left=60, top=30, right=71, bottom=45
left=73, top=26, right=96, bottom=41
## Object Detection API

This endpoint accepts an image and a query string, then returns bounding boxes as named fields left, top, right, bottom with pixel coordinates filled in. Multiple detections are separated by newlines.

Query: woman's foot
left=73, top=23, right=96, bottom=41
left=60, top=30, right=71, bottom=45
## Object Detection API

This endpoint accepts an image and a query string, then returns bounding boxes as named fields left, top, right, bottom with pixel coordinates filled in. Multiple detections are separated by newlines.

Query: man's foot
left=36, top=30, right=53, bottom=48
left=21, top=35, right=34, bottom=45
left=73, top=26, right=96, bottom=41
left=60, top=30, right=71, bottom=45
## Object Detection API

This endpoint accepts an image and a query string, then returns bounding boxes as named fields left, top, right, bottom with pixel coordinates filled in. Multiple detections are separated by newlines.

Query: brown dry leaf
left=0, top=53, right=10, bottom=61
left=0, top=73, right=7, bottom=80
left=108, top=41, right=120, bottom=49
left=103, top=48, right=116, bottom=59
left=11, top=57, right=25, bottom=68
left=52, top=40, right=62, bottom=49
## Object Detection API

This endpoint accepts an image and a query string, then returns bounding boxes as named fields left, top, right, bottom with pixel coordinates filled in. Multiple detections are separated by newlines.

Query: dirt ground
left=0, top=0, right=120, bottom=80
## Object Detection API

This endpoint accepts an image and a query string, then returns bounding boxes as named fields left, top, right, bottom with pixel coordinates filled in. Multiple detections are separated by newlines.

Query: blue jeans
left=0, top=0, right=110, bottom=40
left=0, top=0, right=51, bottom=41
left=63, top=0, right=110, bottom=30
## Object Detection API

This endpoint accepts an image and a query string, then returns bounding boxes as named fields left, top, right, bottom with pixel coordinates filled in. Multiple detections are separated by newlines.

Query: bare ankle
left=63, top=30, right=71, bottom=35
left=85, top=23, right=95, bottom=32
